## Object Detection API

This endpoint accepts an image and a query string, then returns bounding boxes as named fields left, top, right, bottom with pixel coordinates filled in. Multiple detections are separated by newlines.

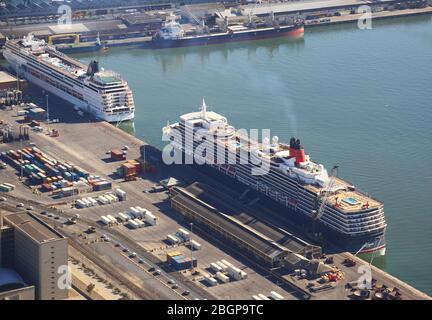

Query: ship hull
left=150, top=25, right=304, bottom=49
left=3, top=48, right=134, bottom=123
left=188, top=159, right=386, bottom=256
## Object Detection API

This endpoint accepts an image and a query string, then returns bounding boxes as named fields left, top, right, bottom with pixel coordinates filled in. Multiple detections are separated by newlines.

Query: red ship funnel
left=296, top=148, right=306, bottom=164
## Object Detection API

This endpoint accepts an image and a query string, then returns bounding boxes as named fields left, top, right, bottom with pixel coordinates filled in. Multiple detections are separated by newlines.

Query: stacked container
left=170, top=255, right=197, bottom=271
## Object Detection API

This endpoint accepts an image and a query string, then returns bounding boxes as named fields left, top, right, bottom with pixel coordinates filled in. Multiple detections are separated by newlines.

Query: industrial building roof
left=183, top=182, right=315, bottom=254
left=172, top=191, right=286, bottom=260
left=4, top=212, right=64, bottom=244
left=241, top=0, right=396, bottom=15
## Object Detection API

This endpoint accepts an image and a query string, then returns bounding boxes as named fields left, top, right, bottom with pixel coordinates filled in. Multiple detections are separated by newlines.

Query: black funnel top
left=86, top=60, right=100, bottom=76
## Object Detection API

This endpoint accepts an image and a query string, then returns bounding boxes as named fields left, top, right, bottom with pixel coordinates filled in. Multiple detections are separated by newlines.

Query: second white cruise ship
left=3, top=33, right=135, bottom=122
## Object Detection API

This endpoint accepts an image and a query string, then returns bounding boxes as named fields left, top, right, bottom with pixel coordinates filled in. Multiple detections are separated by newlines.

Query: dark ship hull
left=191, top=159, right=386, bottom=256
left=151, top=24, right=304, bottom=49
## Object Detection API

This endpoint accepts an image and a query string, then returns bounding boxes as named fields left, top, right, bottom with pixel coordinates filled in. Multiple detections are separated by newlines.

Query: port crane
left=312, top=165, right=339, bottom=221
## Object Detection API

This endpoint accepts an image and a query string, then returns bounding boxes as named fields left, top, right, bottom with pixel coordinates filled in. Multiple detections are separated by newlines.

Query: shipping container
left=215, top=272, right=229, bottom=283
left=166, top=251, right=183, bottom=262
left=111, top=149, right=126, bottom=161
left=170, top=256, right=197, bottom=271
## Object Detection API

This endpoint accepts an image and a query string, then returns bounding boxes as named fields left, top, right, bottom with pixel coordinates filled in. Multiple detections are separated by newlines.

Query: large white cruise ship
left=162, top=100, right=387, bottom=255
left=3, top=33, right=135, bottom=122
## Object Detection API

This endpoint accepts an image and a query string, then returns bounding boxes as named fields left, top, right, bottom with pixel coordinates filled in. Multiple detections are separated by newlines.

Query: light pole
left=19, top=137, right=23, bottom=181
left=189, top=222, right=194, bottom=272
left=46, top=94, right=49, bottom=131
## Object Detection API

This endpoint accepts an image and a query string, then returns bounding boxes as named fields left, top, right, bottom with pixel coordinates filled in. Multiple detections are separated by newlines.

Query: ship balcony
left=321, top=211, right=386, bottom=231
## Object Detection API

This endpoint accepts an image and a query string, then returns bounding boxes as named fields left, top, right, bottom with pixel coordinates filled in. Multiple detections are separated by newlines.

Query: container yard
left=0, top=104, right=430, bottom=301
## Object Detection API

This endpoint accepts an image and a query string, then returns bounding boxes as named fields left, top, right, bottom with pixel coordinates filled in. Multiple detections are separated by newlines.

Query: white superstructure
left=3, top=33, right=135, bottom=122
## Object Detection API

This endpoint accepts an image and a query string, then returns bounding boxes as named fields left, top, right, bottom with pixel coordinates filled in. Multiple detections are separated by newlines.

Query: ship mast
left=201, top=98, right=207, bottom=120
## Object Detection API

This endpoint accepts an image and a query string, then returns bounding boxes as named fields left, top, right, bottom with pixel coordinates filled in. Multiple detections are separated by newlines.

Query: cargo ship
left=151, top=20, right=304, bottom=49
left=3, top=33, right=135, bottom=122
left=162, top=100, right=386, bottom=255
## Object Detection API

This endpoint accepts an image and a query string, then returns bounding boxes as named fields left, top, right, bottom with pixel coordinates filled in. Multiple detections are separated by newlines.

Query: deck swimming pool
left=343, top=197, right=359, bottom=205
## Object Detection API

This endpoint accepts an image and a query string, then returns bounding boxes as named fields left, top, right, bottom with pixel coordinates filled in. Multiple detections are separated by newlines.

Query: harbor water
left=5, top=15, right=432, bottom=295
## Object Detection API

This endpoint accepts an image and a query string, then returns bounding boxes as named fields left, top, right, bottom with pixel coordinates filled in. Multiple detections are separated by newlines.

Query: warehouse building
left=170, top=183, right=319, bottom=269
left=0, top=211, right=68, bottom=300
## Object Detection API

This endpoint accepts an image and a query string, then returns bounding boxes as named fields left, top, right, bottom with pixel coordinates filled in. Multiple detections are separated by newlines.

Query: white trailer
left=98, top=195, right=109, bottom=205
left=128, top=207, right=141, bottom=218
left=115, top=188, right=126, bottom=201
left=133, top=207, right=144, bottom=218
left=135, top=206, right=146, bottom=217
left=216, top=272, right=229, bottom=283
left=106, top=214, right=117, bottom=223
left=83, top=198, right=92, bottom=207
left=205, top=276, right=218, bottom=287
left=166, top=234, right=180, bottom=244
left=134, top=218, right=144, bottom=228
left=258, top=293, right=270, bottom=300
left=270, top=291, right=284, bottom=300
left=128, top=219, right=139, bottom=229
left=221, top=259, right=233, bottom=268
left=100, top=216, right=111, bottom=225
left=126, top=212, right=136, bottom=220
left=118, top=212, right=130, bottom=222
left=216, top=261, right=228, bottom=272
left=76, top=199, right=86, bottom=208
left=190, top=240, right=201, bottom=251
left=240, top=270, right=248, bottom=279
left=210, top=262, right=223, bottom=273
left=89, top=197, right=98, bottom=206
left=105, top=194, right=117, bottom=203
left=227, top=265, right=243, bottom=281
left=145, top=212, right=157, bottom=225
left=252, top=295, right=262, bottom=300
left=177, top=228, right=190, bottom=241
